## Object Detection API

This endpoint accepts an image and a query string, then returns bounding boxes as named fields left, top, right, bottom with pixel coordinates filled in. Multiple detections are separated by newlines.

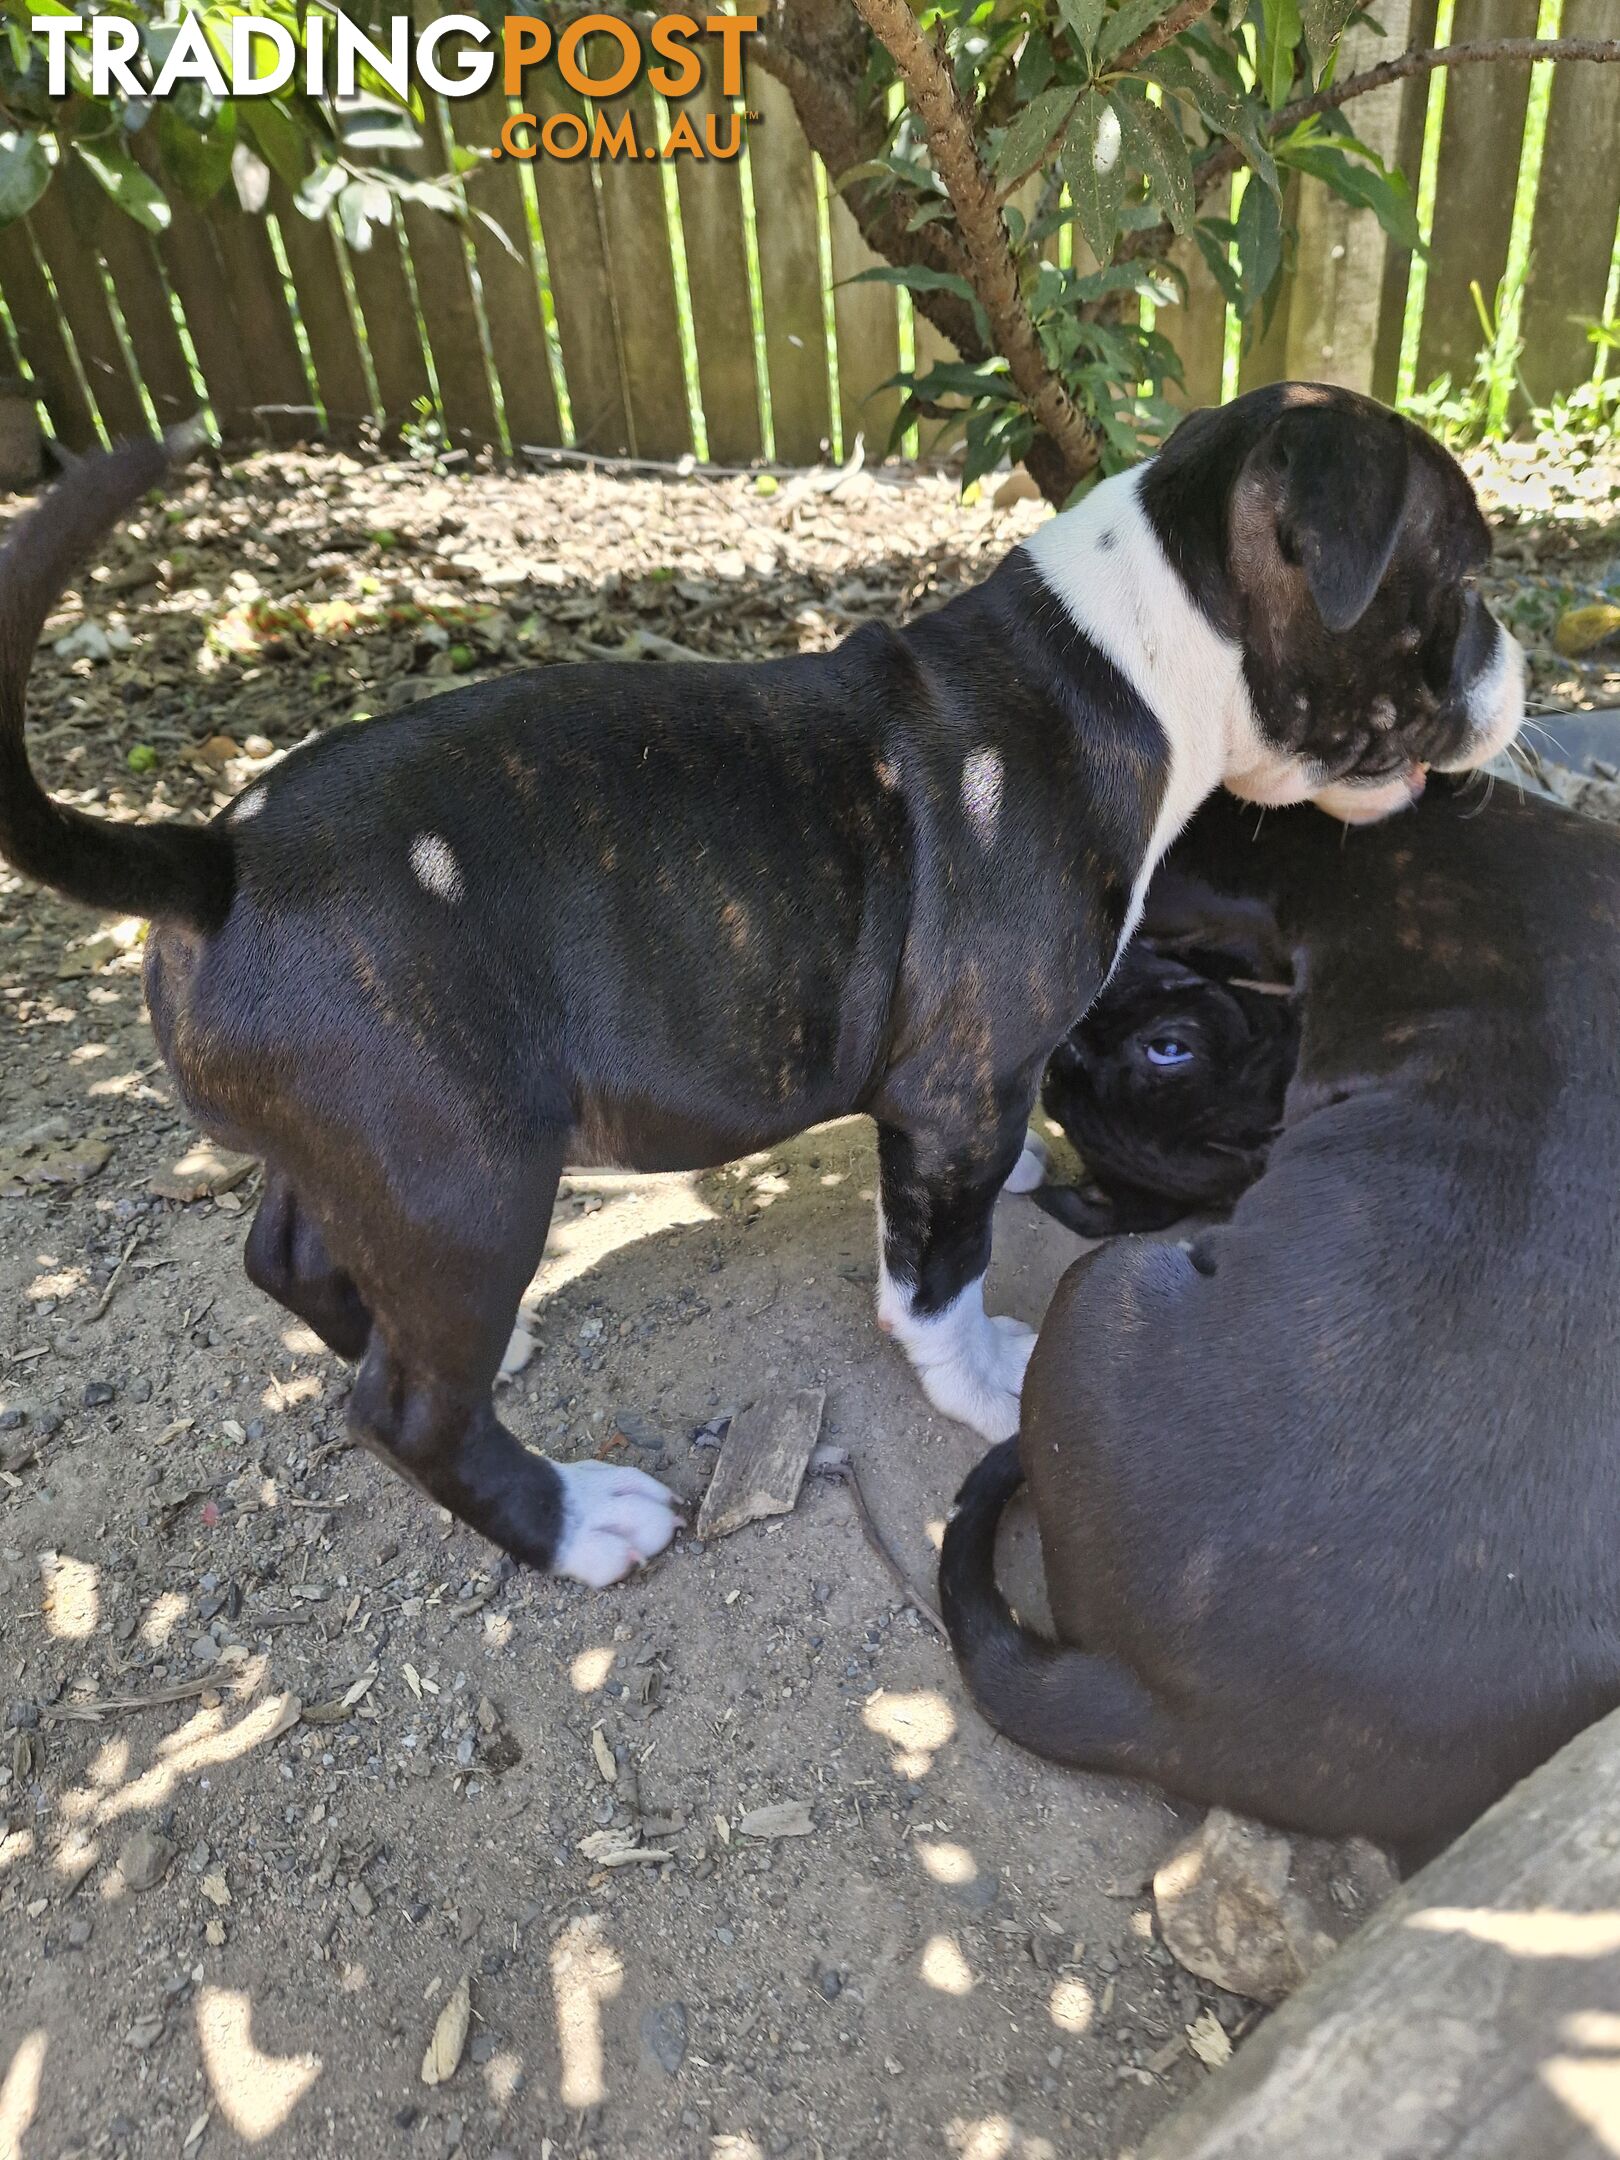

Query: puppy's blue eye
left=1145, top=1038, right=1195, bottom=1068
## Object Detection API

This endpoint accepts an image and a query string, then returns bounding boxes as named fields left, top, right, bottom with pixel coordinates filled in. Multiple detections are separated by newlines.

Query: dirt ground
left=0, top=435, right=1615, bottom=2160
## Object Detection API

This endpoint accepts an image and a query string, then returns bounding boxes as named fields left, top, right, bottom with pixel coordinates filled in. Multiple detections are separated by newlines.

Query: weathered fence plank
left=98, top=212, right=196, bottom=433
left=1, top=44, right=1613, bottom=471
left=28, top=185, right=148, bottom=440
left=830, top=193, right=903, bottom=462
left=1413, top=0, right=1539, bottom=397
left=525, top=75, right=631, bottom=456
left=0, top=220, right=98, bottom=448
left=1237, top=180, right=1298, bottom=393
left=1163, top=176, right=1229, bottom=410
left=745, top=66, right=831, bottom=463
left=449, top=85, right=563, bottom=452
left=401, top=90, right=502, bottom=451
left=1371, top=0, right=1441, bottom=401
left=205, top=187, right=315, bottom=444
left=268, top=182, right=373, bottom=439
left=129, top=134, right=257, bottom=442
left=343, top=217, right=433, bottom=441
left=1282, top=8, right=1418, bottom=394
left=1517, top=0, right=1620, bottom=409
left=1140, top=1707, right=1620, bottom=2160
left=674, top=61, right=763, bottom=465
left=911, top=308, right=965, bottom=460
left=592, top=74, right=693, bottom=460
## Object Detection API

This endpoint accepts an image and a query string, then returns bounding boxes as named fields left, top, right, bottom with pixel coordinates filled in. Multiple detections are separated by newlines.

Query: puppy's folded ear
left=1258, top=404, right=1411, bottom=635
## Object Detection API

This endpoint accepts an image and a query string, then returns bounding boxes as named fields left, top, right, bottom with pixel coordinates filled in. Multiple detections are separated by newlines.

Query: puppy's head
left=1042, top=942, right=1295, bottom=1219
left=1144, top=382, right=1524, bottom=824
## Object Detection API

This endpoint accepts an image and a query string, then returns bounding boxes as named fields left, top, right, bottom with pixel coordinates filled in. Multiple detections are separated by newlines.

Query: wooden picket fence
left=1, top=2, right=1617, bottom=471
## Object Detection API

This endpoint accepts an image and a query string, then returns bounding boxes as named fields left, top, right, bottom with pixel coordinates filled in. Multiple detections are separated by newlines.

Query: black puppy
left=1033, top=937, right=1296, bottom=1236
left=942, top=781, right=1620, bottom=1856
left=0, top=385, right=1522, bottom=1585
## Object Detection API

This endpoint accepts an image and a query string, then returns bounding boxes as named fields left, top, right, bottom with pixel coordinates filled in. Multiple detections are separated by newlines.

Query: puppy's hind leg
left=245, top=1166, right=373, bottom=1361
left=336, top=1135, right=679, bottom=1584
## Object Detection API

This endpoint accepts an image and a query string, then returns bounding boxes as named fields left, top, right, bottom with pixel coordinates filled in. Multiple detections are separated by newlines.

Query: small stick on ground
left=90, top=1230, right=146, bottom=1322
left=43, top=1675, right=220, bottom=1723
left=818, top=1456, right=948, bottom=1642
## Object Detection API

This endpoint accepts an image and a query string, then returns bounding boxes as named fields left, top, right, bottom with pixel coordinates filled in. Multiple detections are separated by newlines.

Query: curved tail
left=938, top=1438, right=1166, bottom=1777
left=0, top=431, right=233, bottom=930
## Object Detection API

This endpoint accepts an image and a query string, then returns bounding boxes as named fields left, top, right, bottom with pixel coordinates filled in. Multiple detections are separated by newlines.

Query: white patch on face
left=1441, top=619, right=1526, bottom=772
left=1002, top=1128, right=1047, bottom=1194
left=552, top=1458, right=681, bottom=1588
left=1309, top=771, right=1425, bottom=825
left=876, top=1253, right=1034, bottom=1442
left=230, top=784, right=268, bottom=824
left=960, top=746, right=1004, bottom=843
left=1022, top=467, right=1283, bottom=969
left=410, top=832, right=464, bottom=904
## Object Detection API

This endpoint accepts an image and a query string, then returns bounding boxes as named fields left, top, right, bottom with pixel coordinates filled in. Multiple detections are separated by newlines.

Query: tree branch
left=1197, top=35, right=1620, bottom=189
left=749, top=9, right=992, bottom=364
left=844, top=0, right=1099, bottom=493
left=1109, top=0, right=1220, bottom=78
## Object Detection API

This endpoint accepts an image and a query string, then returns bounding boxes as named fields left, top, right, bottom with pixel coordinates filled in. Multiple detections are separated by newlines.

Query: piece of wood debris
left=578, top=1829, right=673, bottom=1868
left=149, top=1140, right=257, bottom=1203
left=1186, top=2010, right=1232, bottom=2068
left=737, top=1801, right=814, bottom=1840
left=42, top=1675, right=219, bottom=1723
left=591, top=1723, right=617, bottom=1784
left=420, top=1974, right=471, bottom=2086
left=695, top=1386, right=824, bottom=1541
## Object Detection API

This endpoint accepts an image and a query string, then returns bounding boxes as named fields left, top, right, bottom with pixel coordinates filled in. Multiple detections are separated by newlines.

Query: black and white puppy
left=0, top=384, right=1522, bottom=1585
left=1033, top=936, right=1296, bottom=1236
left=942, top=781, right=1620, bottom=1858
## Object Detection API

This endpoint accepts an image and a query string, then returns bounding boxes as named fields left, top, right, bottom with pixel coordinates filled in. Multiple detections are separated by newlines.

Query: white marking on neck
left=1021, top=465, right=1265, bottom=965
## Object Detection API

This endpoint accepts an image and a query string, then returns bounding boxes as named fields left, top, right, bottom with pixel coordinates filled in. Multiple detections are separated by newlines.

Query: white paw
left=919, top=1312, right=1035, bottom=1440
left=553, top=1459, right=682, bottom=1588
left=1002, top=1130, right=1049, bottom=1195
left=879, top=1267, right=1036, bottom=1443
left=498, top=1322, right=535, bottom=1380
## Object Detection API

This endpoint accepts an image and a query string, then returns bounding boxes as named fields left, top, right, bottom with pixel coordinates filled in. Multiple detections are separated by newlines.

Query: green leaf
left=1055, top=0, right=1105, bottom=63
left=1067, top=257, right=1183, bottom=306
left=1097, top=0, right=1169, bottom=68
left=1014, top=25, right=1056, bottom=99
left=992, top=84, right=1079, bottom=183
left=338, top=174, right=392, bottom=251
left=74, top=140, right=169, bottom=232
left=1279, top=138, right=1420, bottom=248
left=1116, top=89, right=1192, bottom=234
left=850, top=261, right=992, bottom=346
left=241, top=99, right=305, bottom=186
left=1192, top=221, right=1244, bottom=310
left=336, top=100, right=423, bottom=154
left=1235, top=171, right=1282, bottom=318
left=1142, top=47, right=1200, bottom=97
left=158, top=104, right=236, bottom=208
left=0, top=128, right=50, bottom=227
left=1261, top=0, right=1302, bottom=109
left=1298, top=0, right=1357, bottom=54
left=296, top=158, right=346, bottom=220
left=884, top=356, right=1016, bottom=403
left=1191, top=74, right=1279, bottom=197
left=232, top=142, right=270, bottom=214
left=1061, top=88, right=1126, bottom=265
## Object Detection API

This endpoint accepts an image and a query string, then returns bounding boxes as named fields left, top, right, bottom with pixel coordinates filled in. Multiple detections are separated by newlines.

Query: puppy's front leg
left=875, top=1109, right=1038, bottom=1442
